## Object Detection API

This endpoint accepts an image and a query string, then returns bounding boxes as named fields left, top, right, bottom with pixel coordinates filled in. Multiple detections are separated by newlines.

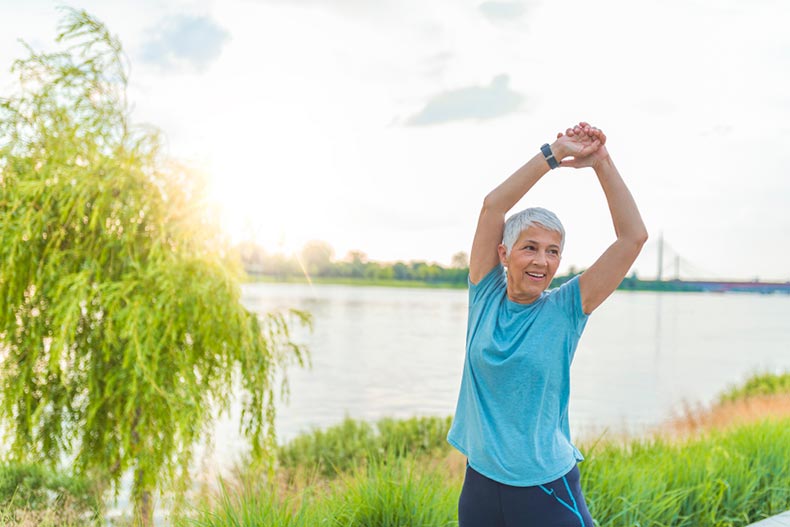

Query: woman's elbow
left=482, top=191, right=514, bottom=215
left=619, top=229, right=648, bottom=251
left=482, top=193, right=499, bottom=213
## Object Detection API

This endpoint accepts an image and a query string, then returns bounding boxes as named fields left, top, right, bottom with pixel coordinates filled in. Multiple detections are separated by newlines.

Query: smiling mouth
left=526, top=272, right=545, bottom=279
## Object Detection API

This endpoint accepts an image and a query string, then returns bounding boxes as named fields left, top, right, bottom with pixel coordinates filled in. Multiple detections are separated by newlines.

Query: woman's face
left=498, top=225, right=562, bottom=304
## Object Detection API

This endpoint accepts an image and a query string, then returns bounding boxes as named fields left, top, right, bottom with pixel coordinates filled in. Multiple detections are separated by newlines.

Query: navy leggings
left=458, top=464, right=594, bottom=527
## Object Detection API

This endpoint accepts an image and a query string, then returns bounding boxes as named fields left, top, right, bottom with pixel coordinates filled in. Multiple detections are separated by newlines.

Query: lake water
left=209, top=282, right=790, bottom=466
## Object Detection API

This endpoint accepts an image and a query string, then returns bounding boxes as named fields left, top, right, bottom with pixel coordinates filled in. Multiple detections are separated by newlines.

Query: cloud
left=140, top=15, right=230, bottom=73
left=699, top=124, right=732, bottom=137
left=635, top=98, right=677, bottom=115
left=420, top=51, right=454, bottom=79
left=261, top=0, right=372, bottom=5
left=478, top=1, right=528, bottom=22
left=406, top=74, right=524, bottom=126
left=251, top=0, right=399, bottom=16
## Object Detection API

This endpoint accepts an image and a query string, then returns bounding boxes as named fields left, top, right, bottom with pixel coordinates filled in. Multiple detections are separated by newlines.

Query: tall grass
left=315, top=456, right=458, bottom=527
left=582, top=419, right=790, bottom=526
left=178, top=455, right=458, bottom=527
left=181, top=417, right=790, bottom=527
left=180, top=478, right=311, bottom=527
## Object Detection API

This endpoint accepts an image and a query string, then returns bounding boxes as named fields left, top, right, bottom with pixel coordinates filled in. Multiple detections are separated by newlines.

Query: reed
left=314, top=455, right=458, bottom=527
left=177, top=478, right=311, bottom=527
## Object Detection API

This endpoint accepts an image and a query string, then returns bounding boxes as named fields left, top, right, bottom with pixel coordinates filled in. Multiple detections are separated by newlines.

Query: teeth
left=527, top=272, right=545, bottom=278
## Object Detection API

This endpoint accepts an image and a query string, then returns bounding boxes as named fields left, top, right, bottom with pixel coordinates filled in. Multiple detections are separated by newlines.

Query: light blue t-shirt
left=447, top=264, right=589, bottom=486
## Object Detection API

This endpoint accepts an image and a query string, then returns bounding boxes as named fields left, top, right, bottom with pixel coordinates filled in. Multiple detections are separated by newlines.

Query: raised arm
left=564, top=123, right=648, bottom=314
left=469, top=131, right=602, bottom=284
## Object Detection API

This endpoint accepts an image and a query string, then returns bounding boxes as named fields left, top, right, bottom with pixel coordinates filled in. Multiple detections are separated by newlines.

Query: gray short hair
left=502, top=207, right=565, bottom=257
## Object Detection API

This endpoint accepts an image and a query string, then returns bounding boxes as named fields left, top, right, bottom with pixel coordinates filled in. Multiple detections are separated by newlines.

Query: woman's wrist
left=549, top=139, right=569, bottom=162
left=592, top=150, right=614, bottom=172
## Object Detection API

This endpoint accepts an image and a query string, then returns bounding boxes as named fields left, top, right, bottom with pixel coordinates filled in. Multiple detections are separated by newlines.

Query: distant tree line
left=237, top=240, right=714, bottom=293
left=235, top=240, right=471, bottom=286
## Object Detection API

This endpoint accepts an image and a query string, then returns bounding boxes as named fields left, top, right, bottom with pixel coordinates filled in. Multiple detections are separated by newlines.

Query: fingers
left=568, top=122, right=606, bottom=149
left=564, top=122, right=601, bottom=134
left=578, top=121, right=606, bottom=144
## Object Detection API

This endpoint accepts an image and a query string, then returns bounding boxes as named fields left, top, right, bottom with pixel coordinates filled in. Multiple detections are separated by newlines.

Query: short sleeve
left=550, top=275, right=588, bottom=336
left=469, top=264, right=506, bottom=306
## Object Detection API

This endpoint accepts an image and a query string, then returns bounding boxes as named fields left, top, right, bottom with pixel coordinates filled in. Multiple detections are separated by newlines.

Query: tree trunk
left=131, top=406, right=154, bottom=527
left=134, top=474, right=153, bottom=527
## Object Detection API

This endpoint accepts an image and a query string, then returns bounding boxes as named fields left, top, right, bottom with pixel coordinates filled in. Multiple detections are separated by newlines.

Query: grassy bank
left=178, top=417, right=790, bottom=527
left=3, top=372, right=789, bottom=526
left=178, top=371, right=790, bottom=527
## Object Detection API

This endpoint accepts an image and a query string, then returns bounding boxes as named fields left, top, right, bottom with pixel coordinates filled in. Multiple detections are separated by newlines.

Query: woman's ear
left=497, top=244, right=508, bottom=267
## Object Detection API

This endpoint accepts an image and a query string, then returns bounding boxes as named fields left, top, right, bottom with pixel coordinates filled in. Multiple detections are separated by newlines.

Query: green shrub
left=377, top=416, right=453, bottom=458
left=277, top=415, right=452, bottom=478
left=0, top=462, right=101, bottom=525
left=277, top=417, right=378, bottom=477
left=718, top=371, right=790, bottom=403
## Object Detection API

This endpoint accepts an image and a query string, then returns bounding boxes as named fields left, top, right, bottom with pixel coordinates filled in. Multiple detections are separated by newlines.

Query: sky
left=1, top=0, right=789, bottom=281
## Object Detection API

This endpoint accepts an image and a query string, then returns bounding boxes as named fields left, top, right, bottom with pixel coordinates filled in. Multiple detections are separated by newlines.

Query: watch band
left=540, top=143, right=559, bottom=169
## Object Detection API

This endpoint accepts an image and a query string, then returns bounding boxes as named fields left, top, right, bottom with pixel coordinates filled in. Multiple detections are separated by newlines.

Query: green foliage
left=582, top=418, right=790, bottom=526
left=180, top=417, right=790, bottom=527
left=718, top=371, right=790, bottom=404
left=376, top=416, right=454, bottom=458
left=277, top=416, right=452, bottom=478
left=0, top=462, right=100, bottom=526
left=278, top=418, right=376, bottom=478
left=0, top=462, right=100, bottom=514
left=0, top=8, right=309, bottom=523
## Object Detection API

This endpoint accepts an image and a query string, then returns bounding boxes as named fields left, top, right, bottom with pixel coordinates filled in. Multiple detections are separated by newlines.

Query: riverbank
left=178, top=372, right=790, bottom=526
left=245, top=272, right=790, bottom=295
left=245, top=274, right=467, bottom=289
left=181, top=416, right=790, bottom=527
left=3, top=373, right=789, bottom=526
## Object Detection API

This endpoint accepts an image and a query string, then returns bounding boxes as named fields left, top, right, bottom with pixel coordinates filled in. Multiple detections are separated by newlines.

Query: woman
left=447, top=122, right=648, bottom=526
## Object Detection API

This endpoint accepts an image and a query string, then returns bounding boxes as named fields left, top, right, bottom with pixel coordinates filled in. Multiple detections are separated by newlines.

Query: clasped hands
left=551, top=122, right=609, bottom=170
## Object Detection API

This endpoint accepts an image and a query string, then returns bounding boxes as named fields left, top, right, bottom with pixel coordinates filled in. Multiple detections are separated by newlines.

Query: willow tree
left=0, top=9, right=308, bottom=525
